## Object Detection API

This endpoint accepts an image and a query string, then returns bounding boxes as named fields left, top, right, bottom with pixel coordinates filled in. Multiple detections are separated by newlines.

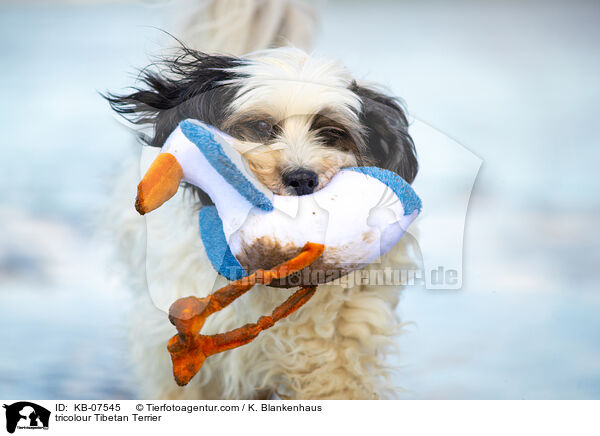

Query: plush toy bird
left=137, top=119, right=421, bottom=285
left=135, top=119, right=422, bottom=385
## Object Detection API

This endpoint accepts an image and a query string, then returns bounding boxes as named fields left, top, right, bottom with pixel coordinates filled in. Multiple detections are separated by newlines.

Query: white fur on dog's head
left=222, top=48, right=365, bottom=194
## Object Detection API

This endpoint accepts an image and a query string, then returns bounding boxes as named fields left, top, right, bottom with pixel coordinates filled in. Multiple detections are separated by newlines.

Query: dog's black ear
left=103, top=48, right=244, bottom=147
left=351, top=82, right=418, bottom=183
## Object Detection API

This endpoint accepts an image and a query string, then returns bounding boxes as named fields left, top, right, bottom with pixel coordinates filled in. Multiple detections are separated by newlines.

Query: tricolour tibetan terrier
left=105, top=0, right=419, bottom=399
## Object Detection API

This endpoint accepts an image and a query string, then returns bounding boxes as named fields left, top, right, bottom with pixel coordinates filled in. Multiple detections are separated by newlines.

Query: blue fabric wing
left=198, top=206, right=248, bottom=280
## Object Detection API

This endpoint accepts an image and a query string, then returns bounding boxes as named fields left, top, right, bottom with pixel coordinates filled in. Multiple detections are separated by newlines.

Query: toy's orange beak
left=135, top=153, right=183, bottom=215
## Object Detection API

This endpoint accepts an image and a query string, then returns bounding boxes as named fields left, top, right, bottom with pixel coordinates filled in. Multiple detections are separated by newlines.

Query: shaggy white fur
left=107, top=0, right=420, bottom=400
left=178, top=0, right=317, bottom=56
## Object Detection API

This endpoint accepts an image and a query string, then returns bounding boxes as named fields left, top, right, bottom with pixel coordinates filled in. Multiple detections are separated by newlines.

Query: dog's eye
left=319, top=127, right=348, bottom=144
left=250, top=120, right=275, bottom=141
left=230, top=119, right=278, bottom=142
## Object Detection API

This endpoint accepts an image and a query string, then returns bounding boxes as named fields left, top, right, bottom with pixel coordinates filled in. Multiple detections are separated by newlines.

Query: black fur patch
left=350, top=82, right=418, bottom=183
left=104, top=47, right=246, bottom=147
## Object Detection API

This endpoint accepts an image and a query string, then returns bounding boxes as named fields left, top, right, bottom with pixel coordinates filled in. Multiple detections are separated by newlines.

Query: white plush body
left=237, top=172, right=414, bottom=267
left=109, top=152, right=418, bottom=399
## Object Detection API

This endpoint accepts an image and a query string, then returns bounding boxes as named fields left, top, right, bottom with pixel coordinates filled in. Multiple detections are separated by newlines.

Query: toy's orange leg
left=168, top=286, right=316, bottom=386
left=135, top=153, right=183, bottom=215
left=167, top=242, right=324, bottom=386
left=168, top=242, right=325, bottom=337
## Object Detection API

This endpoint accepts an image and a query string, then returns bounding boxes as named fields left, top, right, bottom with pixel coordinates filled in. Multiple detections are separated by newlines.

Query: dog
left=105, top=0, right=419, bottom=399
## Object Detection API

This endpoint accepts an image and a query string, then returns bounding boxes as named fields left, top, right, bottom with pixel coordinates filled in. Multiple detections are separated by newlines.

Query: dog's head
left=107, top=46, right=417, bottom=198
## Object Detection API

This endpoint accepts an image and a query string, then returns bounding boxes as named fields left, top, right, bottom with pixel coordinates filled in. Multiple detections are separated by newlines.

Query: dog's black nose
left=282, top=169, right=319, bottom=195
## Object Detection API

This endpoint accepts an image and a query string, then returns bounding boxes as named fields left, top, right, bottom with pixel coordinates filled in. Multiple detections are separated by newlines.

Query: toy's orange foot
left=166, top=243, right=324, bottom=386
left=167, top=335, right=207, bottom=387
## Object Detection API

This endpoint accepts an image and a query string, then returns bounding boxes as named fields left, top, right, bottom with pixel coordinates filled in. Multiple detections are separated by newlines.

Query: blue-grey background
left=1, top=0, right=598, bottom=399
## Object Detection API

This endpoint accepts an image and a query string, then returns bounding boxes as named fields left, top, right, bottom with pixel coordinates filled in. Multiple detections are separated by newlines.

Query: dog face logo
left=2, top=402, right=50, bottom=434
